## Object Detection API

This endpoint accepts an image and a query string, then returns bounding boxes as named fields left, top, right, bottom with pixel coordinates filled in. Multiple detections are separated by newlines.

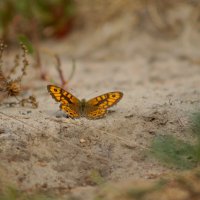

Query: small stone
left=80, top=138, right=86, bottom=143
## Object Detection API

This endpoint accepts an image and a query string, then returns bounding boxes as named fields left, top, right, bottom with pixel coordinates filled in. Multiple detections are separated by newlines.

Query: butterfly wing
left=59, top=104, right=81, bottom=118
left=84, top=107, right=107, bottom=119
left=85, top=91, right=123, bottom=119
left=47, top=85, right=81, bottom=118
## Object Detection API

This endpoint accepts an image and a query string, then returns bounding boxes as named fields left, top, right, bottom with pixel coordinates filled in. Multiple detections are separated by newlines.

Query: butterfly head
left=80, top=98, right=87, bottom=107
left=81, top=98, right=86, bottom=103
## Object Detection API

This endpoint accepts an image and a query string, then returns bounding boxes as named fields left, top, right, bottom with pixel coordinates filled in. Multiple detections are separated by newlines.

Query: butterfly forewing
left=47, top=85, right=81, bottom=118
left=47, top=85, right=80, bottom=104
left=86, top=91, right=123, bottom=109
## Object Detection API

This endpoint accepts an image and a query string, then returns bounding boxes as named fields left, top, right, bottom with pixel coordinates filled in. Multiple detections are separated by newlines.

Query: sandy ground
left=0, top=29, right=200, bottom=198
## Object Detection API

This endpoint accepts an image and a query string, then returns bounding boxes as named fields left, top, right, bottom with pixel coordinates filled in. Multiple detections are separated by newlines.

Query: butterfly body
left=47, top=85, right=123, bottom=120
left=80, top=99, right=87, bottom=115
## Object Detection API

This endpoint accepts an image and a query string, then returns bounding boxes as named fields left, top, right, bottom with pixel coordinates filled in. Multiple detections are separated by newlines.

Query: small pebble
left=80, top=138, right=86, bottom=143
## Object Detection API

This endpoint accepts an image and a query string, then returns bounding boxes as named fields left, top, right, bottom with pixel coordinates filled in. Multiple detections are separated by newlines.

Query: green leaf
left=191, top=112, right=200, bottom=140
left=150, top=135, right=197, bottom=169
left=18, top=35, right=34, bottom=54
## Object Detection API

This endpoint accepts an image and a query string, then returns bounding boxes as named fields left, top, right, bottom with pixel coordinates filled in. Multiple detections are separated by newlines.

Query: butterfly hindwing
left=60, top=104, right=80, bottom=118
left=85, top=108, right=107, bottom=119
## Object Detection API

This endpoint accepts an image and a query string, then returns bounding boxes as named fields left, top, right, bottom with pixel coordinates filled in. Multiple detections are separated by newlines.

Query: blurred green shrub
left=150, top=112, right=200, bottom=169
left=0, top=186, right=56, bottom=200
left=0, top=0, right=76, bottom=41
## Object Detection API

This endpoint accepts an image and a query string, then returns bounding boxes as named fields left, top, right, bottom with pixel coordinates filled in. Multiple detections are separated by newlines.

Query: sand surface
left=0, top=30, right=200, bottom=195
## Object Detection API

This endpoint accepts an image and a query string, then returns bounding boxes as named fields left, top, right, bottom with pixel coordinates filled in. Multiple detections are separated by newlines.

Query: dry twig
left=0, top=40, right=38, bottom=108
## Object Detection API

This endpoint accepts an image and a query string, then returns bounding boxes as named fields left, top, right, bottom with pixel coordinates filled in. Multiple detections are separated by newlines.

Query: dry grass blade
left=39, top=47, right=76, bottom=88
left=54, top=55, right=76, bottom=88
left=54, top=54, right=66, bottom=87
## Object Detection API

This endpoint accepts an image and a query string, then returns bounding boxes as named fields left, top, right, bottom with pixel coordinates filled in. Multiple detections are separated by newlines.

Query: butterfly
left=47, top=85, right=123, bottom=119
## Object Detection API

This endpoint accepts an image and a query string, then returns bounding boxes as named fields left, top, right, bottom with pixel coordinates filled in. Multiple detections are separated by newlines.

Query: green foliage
left=0, top=186, right=57, bottom=200
left=89, top=169, right=105, bottom=185
left=150, top=112, right=200, bottom=169
left=0, top=0, right=76, bottom=40
left=18, top=35, right=34, bottom=54
left=127, top=179, right=167, bottom=199
left=191, top=112, right=200, bottom=140
left=151, top=135, right=197, bottom=169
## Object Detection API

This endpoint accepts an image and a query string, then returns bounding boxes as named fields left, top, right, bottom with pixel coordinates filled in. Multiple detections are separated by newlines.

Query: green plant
left=127, top=179, right=167, bottom=199
left=0, top=186, right=56, bottom=200
left=150, top=112, right=200, bottom=169
left=0, top=0, right=76, bottom=41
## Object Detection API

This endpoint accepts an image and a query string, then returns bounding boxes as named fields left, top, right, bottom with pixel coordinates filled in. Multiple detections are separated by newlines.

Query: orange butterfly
left=47, top=85, right=123, bottom=119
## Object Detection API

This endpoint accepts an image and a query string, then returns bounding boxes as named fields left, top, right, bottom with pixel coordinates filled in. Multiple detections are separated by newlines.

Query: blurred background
left=1, top=0, right=200, bottom=60
left=1, top=2, right=200, bottom=199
